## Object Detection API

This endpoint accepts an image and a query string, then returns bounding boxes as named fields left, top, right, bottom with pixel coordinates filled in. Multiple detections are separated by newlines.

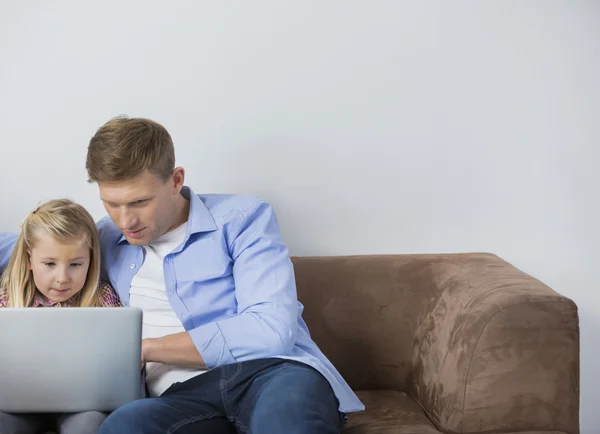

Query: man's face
left=98, top=169, right=185, bottom=246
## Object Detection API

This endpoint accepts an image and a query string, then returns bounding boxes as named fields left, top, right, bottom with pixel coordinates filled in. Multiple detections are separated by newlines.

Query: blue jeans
left=98, top=358, right=344, bottom=434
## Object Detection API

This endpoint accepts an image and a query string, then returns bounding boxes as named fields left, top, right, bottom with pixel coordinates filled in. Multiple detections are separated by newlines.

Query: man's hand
left=141, top=333, right=207, bottom=369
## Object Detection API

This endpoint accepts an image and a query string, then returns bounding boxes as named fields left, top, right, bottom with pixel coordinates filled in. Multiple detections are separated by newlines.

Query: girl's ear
left=27, top=251, right=32, bottom=270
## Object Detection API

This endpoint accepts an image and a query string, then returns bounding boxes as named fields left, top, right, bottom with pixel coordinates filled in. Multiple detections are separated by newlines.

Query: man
left=2, top=116, right=363, bottom=433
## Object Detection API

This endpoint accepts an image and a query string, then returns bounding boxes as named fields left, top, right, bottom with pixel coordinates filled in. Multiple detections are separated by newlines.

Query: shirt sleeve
left=0, top=233, right=18, bottom=275
left=188, top=201, right=299, bottom=368
left=97, top=281, right=122, bottom=307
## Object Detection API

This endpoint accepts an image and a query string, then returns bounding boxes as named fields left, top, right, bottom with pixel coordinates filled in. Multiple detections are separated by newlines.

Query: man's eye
left=134, top=200, right=148, bottom=206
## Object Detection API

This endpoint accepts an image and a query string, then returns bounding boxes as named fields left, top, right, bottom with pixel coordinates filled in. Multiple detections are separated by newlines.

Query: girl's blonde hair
left=0, top=199, right=101, bottom=308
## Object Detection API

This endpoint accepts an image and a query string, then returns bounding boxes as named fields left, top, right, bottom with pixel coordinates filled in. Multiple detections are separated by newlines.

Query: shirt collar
left=33, top=291, right=79, bottom=307
left=117, top=186, right=217, bottom=245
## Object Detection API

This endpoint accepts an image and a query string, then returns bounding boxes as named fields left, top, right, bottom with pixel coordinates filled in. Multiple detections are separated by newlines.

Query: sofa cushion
left=344, top=390, right=440, bottom=433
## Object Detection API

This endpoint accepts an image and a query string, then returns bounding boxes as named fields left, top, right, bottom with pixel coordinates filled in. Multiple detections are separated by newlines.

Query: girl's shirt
left=0, top=282, right=121, bottom=308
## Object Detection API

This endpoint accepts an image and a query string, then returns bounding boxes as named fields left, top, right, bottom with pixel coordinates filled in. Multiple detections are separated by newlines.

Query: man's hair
left=0, top=199, right=101, bottom=308
left=86, top=116, right=175, bottom=183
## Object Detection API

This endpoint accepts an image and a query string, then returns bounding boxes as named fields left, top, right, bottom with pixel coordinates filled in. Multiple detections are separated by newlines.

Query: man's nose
left=119, top=208, right=137, bottom=230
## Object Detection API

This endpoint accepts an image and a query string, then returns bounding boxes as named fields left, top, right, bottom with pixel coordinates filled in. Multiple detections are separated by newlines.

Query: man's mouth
left=126, top=227, right=146, bottom=238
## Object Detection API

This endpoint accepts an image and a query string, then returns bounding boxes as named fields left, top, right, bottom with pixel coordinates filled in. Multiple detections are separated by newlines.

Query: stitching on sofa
left=461, top=299, right=577, bottom=434
left=411, top=261, right=478, bottom=431
left=408, top=390, right=445, bottom=432
left=409, top=261, right=485, bottom=432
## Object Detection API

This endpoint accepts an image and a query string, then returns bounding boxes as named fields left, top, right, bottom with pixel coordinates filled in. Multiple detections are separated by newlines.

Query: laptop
left=0, top=307, right=143, bottom=413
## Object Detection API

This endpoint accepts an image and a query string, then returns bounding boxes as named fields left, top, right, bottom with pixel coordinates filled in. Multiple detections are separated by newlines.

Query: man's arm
left=142, top=332, right=204, bottom=368
left=0, top=233, right=18, bottom=274
left=143, top=200, right=298, bottom=369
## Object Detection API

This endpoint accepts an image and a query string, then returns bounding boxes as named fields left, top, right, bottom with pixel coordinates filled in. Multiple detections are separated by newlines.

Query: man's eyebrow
left=101, top=196, right=154, bottom=206
left=129, top=196, right=153, bottom=204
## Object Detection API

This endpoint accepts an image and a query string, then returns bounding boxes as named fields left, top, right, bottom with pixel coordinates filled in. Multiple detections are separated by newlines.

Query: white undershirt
left=129, top=222, right=207, bottom=397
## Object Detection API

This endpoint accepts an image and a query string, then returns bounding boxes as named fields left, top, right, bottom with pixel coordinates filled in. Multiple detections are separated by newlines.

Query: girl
left=0, top=199, right=121, bottom=434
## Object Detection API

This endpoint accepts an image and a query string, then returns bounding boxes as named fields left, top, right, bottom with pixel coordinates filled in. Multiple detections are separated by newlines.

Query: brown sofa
left=291, top=253, right=580, bottom=434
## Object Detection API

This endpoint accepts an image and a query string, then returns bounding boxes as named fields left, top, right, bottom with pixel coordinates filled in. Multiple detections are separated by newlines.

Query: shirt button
left=130, top=264, right=136, bottom=269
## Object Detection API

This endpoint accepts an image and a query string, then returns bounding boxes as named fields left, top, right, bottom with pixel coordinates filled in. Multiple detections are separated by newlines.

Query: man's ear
left=172, top=167, right=185, bottom=192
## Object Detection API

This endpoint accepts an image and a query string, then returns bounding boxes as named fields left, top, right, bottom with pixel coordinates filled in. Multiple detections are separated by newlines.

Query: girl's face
left=28, top=232, right=90, bottom=303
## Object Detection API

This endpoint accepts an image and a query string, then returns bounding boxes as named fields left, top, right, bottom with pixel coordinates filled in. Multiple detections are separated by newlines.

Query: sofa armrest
left=409, top=253, right=579, bottom=434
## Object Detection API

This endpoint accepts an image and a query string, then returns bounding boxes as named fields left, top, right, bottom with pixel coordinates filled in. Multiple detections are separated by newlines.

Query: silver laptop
left=0, top=307, right=143, bottom=413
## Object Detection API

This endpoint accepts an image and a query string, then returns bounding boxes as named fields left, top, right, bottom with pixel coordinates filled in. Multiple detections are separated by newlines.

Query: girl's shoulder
left=97, top=282, right=122, bottom=307
left=0, top=288, right=7, bottom=308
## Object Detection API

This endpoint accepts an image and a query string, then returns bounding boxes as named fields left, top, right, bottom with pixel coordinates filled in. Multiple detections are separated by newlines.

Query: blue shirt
left=0, top=233, right=17, bottom=274
left=0, top=187, right=364, bottom=413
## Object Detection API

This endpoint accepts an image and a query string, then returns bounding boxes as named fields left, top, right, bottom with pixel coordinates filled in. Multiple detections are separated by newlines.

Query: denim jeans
left=98, top=358, right=344, bottom=434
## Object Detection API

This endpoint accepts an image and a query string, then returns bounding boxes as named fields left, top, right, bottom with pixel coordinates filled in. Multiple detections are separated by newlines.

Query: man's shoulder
left=198, top=193, right=269, bottom=213
left=96, top=216, right=122, bottom=246
left=196, top=193, right=273, bottom=222
left=0, top=233, right=18, bottom=244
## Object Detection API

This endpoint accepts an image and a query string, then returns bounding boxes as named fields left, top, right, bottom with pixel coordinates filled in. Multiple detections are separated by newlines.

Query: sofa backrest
left=291, top=254, right=445, bottom=391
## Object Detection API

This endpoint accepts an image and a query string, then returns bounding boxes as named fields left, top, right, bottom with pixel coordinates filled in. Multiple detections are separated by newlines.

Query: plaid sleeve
left=97, top=282, right=122, bottom=307
left=0, top=289, right=7, bottom=308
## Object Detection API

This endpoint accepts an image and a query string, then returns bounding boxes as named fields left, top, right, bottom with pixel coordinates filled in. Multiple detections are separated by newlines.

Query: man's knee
left=249, top=362, right=342, bottom=433
left=269, top=362, right=336, bottom=404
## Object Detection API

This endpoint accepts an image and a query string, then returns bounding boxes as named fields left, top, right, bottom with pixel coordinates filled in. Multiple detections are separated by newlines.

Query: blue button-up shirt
left=0, top=187, right=364, bottom=413
left=0, top=233, right=17, bottom=274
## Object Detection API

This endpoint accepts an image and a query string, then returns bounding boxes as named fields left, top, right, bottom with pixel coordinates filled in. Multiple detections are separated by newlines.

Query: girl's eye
left=44, top=262, right=55, bottom=267
left=70, top=263, right=82, bottom=267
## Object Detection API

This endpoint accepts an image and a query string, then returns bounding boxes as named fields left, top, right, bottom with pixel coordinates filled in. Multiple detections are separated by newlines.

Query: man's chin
left=124, top=234, right=152, bottom=246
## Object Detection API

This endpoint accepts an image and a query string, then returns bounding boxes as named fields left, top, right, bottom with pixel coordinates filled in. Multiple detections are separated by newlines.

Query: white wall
left=1, top=1, right=598, bottom=431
